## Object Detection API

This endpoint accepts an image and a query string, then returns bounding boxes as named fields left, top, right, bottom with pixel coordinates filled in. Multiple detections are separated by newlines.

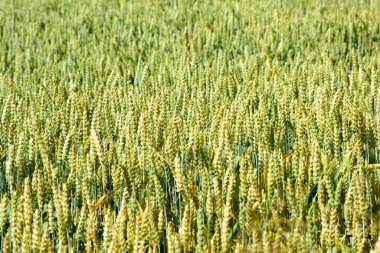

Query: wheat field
left=0, top=0, right=380, bottom=252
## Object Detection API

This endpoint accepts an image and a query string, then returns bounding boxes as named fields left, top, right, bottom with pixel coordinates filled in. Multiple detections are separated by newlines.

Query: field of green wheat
left=1, top=0, right=380, bottom=252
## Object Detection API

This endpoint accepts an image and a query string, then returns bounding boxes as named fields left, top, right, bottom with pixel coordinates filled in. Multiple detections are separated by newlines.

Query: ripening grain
left=0, top=0, right=380, bottom=252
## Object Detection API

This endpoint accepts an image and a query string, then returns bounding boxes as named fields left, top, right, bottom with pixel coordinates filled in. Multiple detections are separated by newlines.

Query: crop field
left=0, top=0, right=380, bottom=252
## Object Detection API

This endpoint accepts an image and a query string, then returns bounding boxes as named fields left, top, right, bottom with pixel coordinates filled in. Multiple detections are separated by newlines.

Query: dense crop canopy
left=0, top=0, right=380, bottom=252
